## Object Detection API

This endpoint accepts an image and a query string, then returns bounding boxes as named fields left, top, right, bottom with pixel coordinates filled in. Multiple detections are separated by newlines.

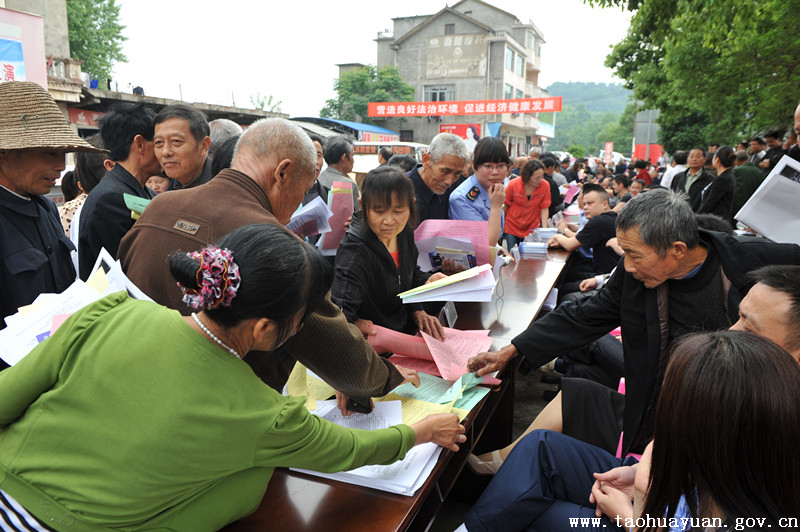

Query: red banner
left=68, top=108, right=105, bottom=127
left=368, top=96, right=562, bottom=117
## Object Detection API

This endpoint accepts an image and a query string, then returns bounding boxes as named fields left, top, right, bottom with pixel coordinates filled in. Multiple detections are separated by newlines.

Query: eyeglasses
left=480, top=163, right=508, bottom=172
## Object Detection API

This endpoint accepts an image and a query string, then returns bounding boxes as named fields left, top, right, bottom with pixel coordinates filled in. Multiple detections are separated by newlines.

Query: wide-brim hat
left=0, top=81, right=106, bottom=153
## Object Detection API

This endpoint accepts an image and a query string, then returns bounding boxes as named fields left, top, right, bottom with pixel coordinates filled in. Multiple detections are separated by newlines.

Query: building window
left=515, top=88, right=523, bottom=99
left=444, top=23, right=455, bottom=35
left=424, top=85, right=455, bottom=101
left=527, top=33, right=534, bottom=50
left=516, top=55, right=525, bottom=77
left=400, top=130, right=414, bottom=142
left=504, top=83, right=514, bottom=100
left=505, top=47, right=515, bottom=71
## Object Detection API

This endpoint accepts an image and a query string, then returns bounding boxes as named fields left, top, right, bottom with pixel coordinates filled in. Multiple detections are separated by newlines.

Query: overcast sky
left=112, top=0, right=632, bottom=116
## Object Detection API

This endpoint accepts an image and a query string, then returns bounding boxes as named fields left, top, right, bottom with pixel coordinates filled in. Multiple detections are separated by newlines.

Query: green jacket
left=0, top=293, right=414, bottom=531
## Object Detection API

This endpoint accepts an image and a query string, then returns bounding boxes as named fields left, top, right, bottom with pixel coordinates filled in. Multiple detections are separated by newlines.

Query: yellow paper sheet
left=286, top=362, right=315, bottom=410
left=86, top=268, right=110, bottom=295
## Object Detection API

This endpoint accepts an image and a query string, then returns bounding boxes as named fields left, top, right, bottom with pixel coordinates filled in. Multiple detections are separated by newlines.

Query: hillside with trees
left=544, top=82, right=633, bottom=156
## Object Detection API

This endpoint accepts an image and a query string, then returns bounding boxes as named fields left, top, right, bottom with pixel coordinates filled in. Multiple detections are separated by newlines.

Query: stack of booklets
left=528, top=227, right=558, bottom=243
left=292, top=400, right=442, bottom=496
left=398, top=264, right=495, bottom=303
left=518, top=242, right=548, bottom=258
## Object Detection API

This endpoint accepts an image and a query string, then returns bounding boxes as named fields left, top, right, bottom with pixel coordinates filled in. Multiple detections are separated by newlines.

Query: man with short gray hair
left=319, top=135, right=360, bottom=213
left=470, top=188, right=800, bottom=457
left=119, top=118, right=407, bottom=407
left=408, top=132, right=469, bottom=222
left=208, top=118, right=243, bottom=159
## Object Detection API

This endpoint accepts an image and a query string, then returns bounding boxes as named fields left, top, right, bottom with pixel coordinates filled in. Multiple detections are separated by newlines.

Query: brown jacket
left=118, top=169, right=402, bottom=398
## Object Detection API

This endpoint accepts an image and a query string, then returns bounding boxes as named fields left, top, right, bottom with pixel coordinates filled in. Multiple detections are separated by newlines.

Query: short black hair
left=386, top=154, right=417, bottom=172
left=97, top=102, right=156, bottom=162
left=750, top=136, right=766, bottom=146
left=154, top=103, right=210, bottom=143
left=541, top=156, right=557, bottom=169
left=695, top=213, right=733, bottom=234
left=613, top=175, right=629, bottom=188
left=323, top=135, right=354, bottom=165
left=748, top=265, right=800, bottom=352
left=472, top=137, right=508, bottom=168
left=74, top=133, right=108, bottom=194
left=714, top=145, right=736, bottom=168
left=210, top=135, right=239, bottom=178
left=672, top=151, right=688, bottom=165
left=379, top=146, right=393, bottom=161
left=360, top=165, right=417, bottom=230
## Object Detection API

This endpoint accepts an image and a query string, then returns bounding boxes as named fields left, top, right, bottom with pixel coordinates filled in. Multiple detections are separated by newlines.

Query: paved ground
left=429, top=367, right=559, bottom=531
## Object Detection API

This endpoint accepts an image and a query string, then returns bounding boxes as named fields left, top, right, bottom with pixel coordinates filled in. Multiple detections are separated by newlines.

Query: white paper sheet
left=735, top=155, right=800, bottom=245
left=292, top=400, right=442, bottom=495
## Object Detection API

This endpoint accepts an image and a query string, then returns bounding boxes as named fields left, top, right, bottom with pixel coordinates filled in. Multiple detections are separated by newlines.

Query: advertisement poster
left=0, top=38, right=25, bottom=81
left=369, top=96, right=562, bottom=117
left=440, top=123, right=481, bottom=153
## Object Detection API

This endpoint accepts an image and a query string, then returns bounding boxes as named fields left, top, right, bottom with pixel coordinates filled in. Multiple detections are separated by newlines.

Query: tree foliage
left=67, top=0, right=127, bottom=81
left=321, top=65, right=415, bottom=124
left=595, top=0, right=800, bottom=151
left=250, top=93, right=282, bottom=112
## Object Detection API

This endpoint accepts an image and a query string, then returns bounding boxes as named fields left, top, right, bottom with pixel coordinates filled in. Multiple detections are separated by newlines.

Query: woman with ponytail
left=0, top=223, right=465, bottom=531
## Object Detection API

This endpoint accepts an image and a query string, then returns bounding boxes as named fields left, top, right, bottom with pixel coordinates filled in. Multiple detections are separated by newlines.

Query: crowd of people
left=0, top=79, right=799, bottom=530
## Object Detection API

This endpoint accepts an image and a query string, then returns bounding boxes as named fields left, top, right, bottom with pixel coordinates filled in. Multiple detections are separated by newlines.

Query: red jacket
left=503, top=177, right=551, bottom=238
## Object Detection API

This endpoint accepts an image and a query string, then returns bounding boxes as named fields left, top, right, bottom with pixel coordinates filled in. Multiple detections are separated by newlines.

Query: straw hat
left=0, top=81, right=106, bottom=153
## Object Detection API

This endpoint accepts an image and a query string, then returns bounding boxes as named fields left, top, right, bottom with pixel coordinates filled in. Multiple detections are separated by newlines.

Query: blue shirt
left=448, top=174, right=504, bottom=229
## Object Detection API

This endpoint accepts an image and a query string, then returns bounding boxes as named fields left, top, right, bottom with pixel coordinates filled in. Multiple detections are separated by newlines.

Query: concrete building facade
left=374, top=0, right=552, bottom=157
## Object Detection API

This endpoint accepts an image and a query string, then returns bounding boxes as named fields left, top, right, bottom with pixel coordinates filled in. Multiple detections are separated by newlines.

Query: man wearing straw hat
left=0, top=82, right=106, bottom=349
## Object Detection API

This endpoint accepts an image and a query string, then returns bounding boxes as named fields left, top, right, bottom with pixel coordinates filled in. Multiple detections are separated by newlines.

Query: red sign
left=604, top=142, right=614, bottom=164
left=68, top=108, right=105, bottom=127
left=368, top=96, right=562, bottom=117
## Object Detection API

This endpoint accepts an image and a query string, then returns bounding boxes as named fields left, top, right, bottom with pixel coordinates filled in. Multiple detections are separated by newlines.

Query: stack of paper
left=287, top=196, right=333, bottom=238
left=398, top=264, right=496, bottom=303
left=292, top=400, right=442, bottom=496
left=735, top=155, right=800, bottom=245
left=318, top=180, right=354, bottom=255
left=519, top=242, right=548, bottom=258
left=392, top=372, right=490, bottom=412
left=0, top=248, right=151, bottom=366
left=527, top=227, right=558, bottom=243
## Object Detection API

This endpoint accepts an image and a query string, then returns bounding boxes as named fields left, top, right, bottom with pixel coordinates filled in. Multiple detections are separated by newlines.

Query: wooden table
left=223, top=251, right=568, bottom=532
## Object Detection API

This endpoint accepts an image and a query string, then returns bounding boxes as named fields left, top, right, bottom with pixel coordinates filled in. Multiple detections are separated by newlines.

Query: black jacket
left=331, top=212, right=430, bottom=334
left=78, top=164, right=155, bottom=280
left=511, top=230, right=800, bottom=455
left=0, top=188, right=75, bottom=329
left=670, top=168, right=714, bottom=211
left=697, top=168, right=735, bottom=224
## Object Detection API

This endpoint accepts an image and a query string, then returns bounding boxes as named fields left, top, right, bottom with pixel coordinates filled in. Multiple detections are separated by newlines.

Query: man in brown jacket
left=118, top=118, right=408, bottom=409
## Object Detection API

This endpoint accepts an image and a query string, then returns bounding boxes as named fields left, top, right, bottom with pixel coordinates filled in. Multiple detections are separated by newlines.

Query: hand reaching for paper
left=441, top=258, right=465, bottom=275
left=394, top=364, right=421, bottom=388
left=411, top=413, right=466, bottom=452
left=467, top=344, right=517, bottom=377
left=412, top=310, right=445, bottom=341
left=354, top=318, right=377, bottom=338
left=334, top=390, right=374, bottom=416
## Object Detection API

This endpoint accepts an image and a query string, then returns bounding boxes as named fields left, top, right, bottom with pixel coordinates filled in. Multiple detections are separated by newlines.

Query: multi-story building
left=374, top=0, right=552, bottom=156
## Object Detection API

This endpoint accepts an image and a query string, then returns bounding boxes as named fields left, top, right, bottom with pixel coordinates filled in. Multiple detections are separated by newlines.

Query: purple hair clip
left=178, top=247, right=241, bottom=310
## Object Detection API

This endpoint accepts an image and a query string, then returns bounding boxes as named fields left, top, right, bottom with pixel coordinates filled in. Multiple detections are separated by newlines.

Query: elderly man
left=78, top=103, right=161, bottom=280
left=318, top=134, right=360, bottom=212
left=407, top=132, right=469, bottom=222
left=118, top=118, right=406, bottom=408
left=464, top=263, right=800, bottom=531
left=668, top=148, right=713, bottom=211
left=0, top=82, right=106, bottom=365
left=208, top=118, right=243, bottom=159
left=154, top=103, right=213, bottom=190
left=469, top=189, right=800, bottom=458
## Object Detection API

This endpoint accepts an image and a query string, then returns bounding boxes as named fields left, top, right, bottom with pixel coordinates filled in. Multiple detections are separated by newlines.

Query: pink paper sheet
left=388, top=355, right=441, bottom=377
left=50, top=314, right=72, bottom=335
left=322, top=181, right=354, bottom=250
left=368, top=326, right=433, bottom=360
left=564, top=184, right=581, bottom=204
left=414, top=219, right=491, bottom=267
left=421, top=331, right=494, bottom=381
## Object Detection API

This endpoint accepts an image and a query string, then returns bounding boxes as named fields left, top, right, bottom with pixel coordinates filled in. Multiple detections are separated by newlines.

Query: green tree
left=250, top=93, right=282, bottom=112
left=591, top=0, right=800, bottom=149
left=67, top=0, right=127, bottom=81
left=321, top=65, right=414, bottom=124
left=567, top=144, right=586, bottom=158
left=595, top=102, right=635, bottom=154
